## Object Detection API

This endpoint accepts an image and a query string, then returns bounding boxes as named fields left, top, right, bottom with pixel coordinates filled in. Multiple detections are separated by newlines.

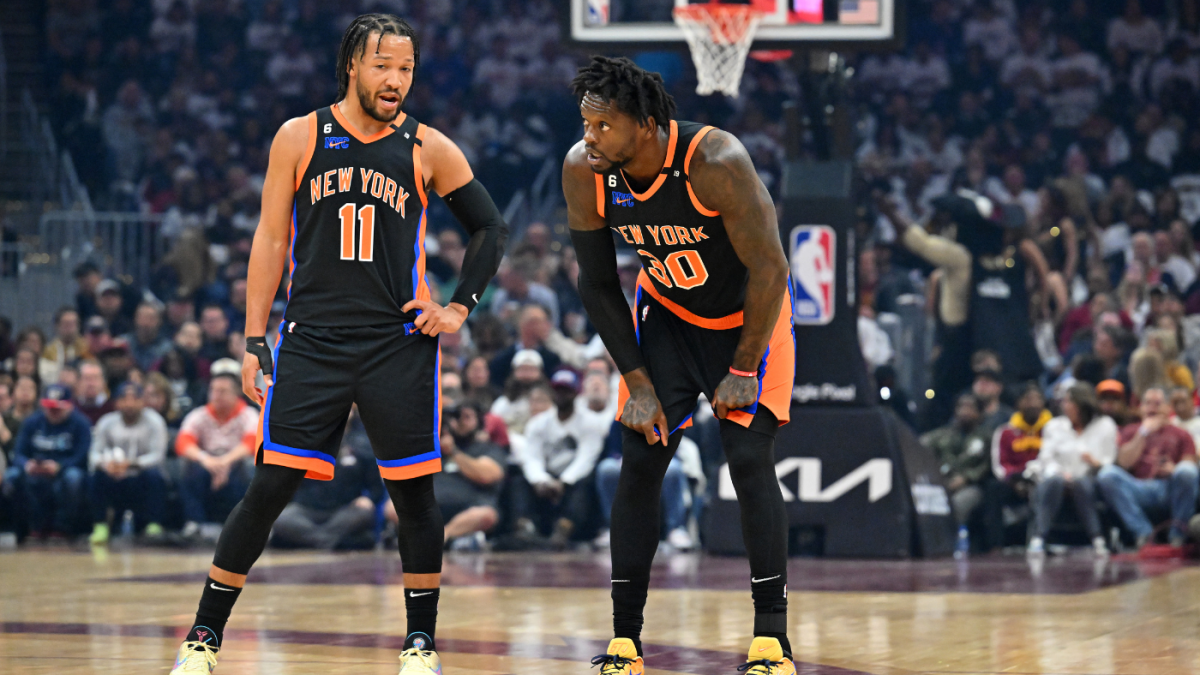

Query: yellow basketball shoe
left=738, top=637, right=796, bottom=675
left=590, top=638, right=645, bottom=675
left=169, top=641, right=219, bottom=674
left=397, top=633, right=442, bottom=675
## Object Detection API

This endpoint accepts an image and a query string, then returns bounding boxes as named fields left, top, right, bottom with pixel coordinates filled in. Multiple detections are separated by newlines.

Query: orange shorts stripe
left=636, top=270, right=743, bottom=330
left=378, top=458, right=443, bottom=481
left=262, top=449, right=335, bottom=481
left=727, top=286, right=795, bottom=427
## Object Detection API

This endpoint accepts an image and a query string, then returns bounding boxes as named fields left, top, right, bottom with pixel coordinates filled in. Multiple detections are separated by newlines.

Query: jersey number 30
left=637, top=249, right=709, bottom=290
left=339, top=203, right=375, bottom=262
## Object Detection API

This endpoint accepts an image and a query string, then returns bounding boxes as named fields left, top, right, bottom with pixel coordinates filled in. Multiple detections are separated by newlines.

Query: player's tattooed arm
left=564, top=143, right=669, bottom=445
left=689, top=130, right=788, bottom=419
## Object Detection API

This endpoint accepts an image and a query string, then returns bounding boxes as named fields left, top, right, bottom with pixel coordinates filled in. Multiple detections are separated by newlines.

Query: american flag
left=838, top=0, right=880, bottom=24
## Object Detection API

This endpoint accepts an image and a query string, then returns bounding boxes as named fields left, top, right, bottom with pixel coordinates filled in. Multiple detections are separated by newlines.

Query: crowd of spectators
left=843, top=0, right=1200, bottom=553
left=13, top=0, right=1200, bottom=554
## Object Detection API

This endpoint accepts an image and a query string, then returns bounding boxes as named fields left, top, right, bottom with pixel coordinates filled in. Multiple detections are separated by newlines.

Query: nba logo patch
left=789, top=225, right=835, bottom=325
left=324, top=136, right=349, bottom=149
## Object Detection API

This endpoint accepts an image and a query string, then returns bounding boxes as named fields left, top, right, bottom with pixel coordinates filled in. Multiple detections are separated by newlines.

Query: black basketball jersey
left=596, top=120, right=748, bottom=322
left=286, top=106, right=431, bottom=328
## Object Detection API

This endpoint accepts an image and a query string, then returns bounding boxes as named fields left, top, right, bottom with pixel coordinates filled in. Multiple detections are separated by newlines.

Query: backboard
left=568, top=0, right=902, bottom=50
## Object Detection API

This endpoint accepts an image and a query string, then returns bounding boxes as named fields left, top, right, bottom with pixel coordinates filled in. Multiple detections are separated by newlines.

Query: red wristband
left=729, top=367, right=757, bottom=378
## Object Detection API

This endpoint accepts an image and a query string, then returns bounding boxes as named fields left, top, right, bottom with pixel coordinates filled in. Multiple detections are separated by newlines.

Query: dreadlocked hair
left=570, top=55, right=676, bottom=129
left=336, top=13, right=420, bottom=101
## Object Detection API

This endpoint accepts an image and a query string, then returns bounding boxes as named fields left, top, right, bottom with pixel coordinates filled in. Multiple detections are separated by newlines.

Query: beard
left=356, top=78, right=404, bottom=123
left=587, top=149, right=631, bottom=174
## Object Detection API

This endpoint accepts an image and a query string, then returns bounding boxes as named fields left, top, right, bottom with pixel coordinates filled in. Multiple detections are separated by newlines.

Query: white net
left=673, top=4, right=763, bottom=97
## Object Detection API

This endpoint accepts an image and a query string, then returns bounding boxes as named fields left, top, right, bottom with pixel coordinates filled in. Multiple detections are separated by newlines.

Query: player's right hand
left=620, top=370, right=669, bottom=446
left=242, top=338, right=274, bottom=404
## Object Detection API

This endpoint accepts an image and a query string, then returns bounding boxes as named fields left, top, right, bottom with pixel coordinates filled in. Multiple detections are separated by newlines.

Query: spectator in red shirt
left=174, top=373, right=257, bottom=539
left=1098, top=386, right=1200, bottom=547
left=984, top=383, right=1050, bottom=550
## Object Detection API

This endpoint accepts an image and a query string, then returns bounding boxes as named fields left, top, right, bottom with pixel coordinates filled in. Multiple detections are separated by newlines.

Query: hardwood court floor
left=2, top=546, right=1200, bottom=674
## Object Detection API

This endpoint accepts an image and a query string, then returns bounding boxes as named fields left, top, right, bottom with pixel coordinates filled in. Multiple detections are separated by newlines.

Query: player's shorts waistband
left=636, top=270, right=744, bottom=330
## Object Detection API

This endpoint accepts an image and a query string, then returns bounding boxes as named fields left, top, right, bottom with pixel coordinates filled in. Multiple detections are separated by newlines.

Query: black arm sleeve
left=568, top=227, right=645, bottom=375
left=444, top=179, right=510, bottom=312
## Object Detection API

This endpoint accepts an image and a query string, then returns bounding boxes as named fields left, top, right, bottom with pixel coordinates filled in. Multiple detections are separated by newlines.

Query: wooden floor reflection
left=2, top=547, right=1199, bottom=674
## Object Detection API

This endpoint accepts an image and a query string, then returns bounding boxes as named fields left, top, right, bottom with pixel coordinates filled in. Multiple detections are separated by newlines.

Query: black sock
left=189, top=576, right=242, bottom=649
left=612, top=577, right=650, bottom=656
left=405, top=588, right=440, bottom=648
left=751, top=577, right=790, bottom=658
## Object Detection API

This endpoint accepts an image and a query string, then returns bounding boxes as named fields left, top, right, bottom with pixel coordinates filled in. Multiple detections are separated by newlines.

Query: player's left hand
left=712, top=371, right=759, bottom=420
left=403, top=300, right=468, bottom=337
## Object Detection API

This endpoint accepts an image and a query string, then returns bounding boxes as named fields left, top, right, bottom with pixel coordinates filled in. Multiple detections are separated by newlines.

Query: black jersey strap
left=391, top=114, right=423, bottom=145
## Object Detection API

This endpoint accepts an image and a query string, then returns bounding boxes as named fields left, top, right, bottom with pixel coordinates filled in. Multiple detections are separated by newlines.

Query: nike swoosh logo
left=210, top=583, right=235, bottom=591
left=611, top=579, right=630, bottom=583
left=409, top=591, right=435, bottom=597
left=751, top=575, right=781, bottom=583
left=472, top=293, right=479, bottom=303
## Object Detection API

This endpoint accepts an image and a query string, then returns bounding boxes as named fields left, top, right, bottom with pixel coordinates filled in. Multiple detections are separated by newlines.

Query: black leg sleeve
left=384, top=474, right=444, bottom=575
left=720, top=410, right=791, bottom=654
left=211, top=463, right=306, bottom=575
left=609, top=426, right=683, bottom=654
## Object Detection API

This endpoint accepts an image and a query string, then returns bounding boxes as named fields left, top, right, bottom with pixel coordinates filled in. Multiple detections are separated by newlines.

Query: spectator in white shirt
left=963, top=0, right=1018, bottom=63
left=473, top=37, right=523, bottom=111
left=1027, top=383, right=1117, bottom=556
left=898, top=42, right=951, bottom=107
left=1148, top=39, right=1200, bottom=103
left=1171, top=387, right=1200, bottom=447
left=515, top=369, right=608, bottom=548
left=986, top=164, right=1041, bottom=223
left=1001, top=27, right=1053, bottom=99
left=1136, top=104, right=1180, bottom=169
left=1048, top=33, right=1108, bottom=128
left=87, top=383, right=169, bottom=545
left=266, top=35, right=316, bottom=99
left=1107, top=0, right=1165, bottom=57
left=148, top=0, right=195, bottom=54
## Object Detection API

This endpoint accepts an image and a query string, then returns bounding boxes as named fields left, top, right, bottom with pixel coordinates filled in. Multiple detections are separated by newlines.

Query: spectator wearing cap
left=95, top=279, right=132, bottom=337
left=11, top=384, right=91, bottom=537
left=489, top=304, right=562, bottom=387
left=1100, top=386, right=1199, bottom=548
left=490, top=349, right=551, bottom=437
left=426, top=400, right=506, bottom=549
left=1097, top=379, right=1138, bottom=426
left=174, top=372, right=257, bottom=538
left=163, top=291, right=196, bottom=340
left=87, top=382, right=168, bottom=545
left=42, top=307, right=90, bottom=384
left=120, top=302, right=173, bottom=372
left=75, top=360, right=114, bottom=425
left=514, top=368, right=607, bottom=548
left=83, top=316, right=114, bottom=359
left=1026, top=383, right=1117, bottom=556
left=273, top=408, right=383, bottom=551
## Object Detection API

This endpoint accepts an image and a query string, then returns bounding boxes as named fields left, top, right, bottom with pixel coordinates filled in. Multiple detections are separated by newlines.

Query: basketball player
left=564, top=57, right=796, bottom=675
left=170, top=15, right=508, bottom=675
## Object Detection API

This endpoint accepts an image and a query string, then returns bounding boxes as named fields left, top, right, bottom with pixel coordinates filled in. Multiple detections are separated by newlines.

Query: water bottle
left=953, top=525, right=970, bottom=560
left=121, top=510, right=135, bottom=537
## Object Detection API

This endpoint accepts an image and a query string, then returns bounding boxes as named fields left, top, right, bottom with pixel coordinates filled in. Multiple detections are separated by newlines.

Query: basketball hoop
left=674, top=2, right=764, bottom=97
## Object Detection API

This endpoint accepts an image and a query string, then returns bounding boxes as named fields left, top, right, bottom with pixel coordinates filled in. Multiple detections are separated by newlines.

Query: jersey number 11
left=339, top=203, right=376, bottom=262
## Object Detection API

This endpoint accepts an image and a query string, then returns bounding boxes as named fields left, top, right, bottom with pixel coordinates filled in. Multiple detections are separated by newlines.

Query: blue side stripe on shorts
left=377, top=450, right=442, bottom=468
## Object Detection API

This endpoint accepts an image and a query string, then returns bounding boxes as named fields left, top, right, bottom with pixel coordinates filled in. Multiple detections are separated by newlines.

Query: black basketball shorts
left=257, top=321, right=442, bottom=481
